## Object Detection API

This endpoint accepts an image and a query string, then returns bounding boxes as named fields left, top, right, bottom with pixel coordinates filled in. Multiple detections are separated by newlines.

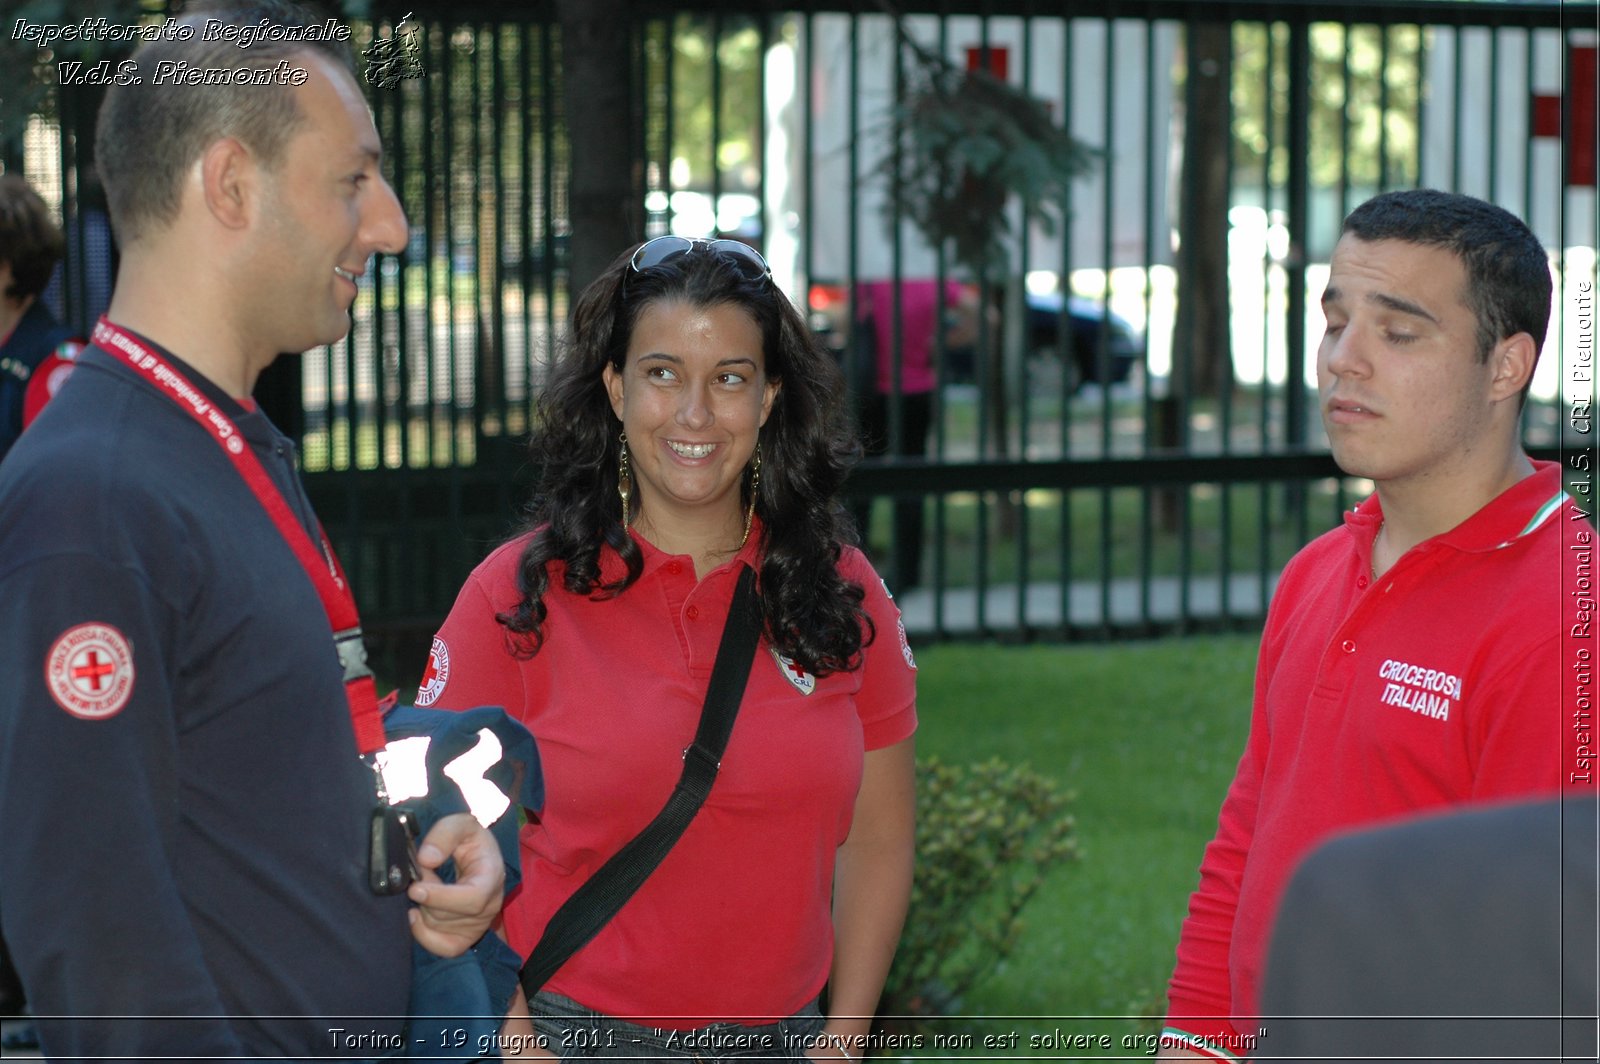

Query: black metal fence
left=14, top=0, right=1593, bottom=670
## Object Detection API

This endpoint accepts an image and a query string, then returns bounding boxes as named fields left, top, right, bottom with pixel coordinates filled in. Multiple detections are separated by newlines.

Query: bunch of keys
left=369, top=803, right=421, bottom=895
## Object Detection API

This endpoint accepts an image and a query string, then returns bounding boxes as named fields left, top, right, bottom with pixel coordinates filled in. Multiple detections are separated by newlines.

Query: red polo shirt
left=422, top=526, right=918, bottom=1024
left=1166, top=461, right=1587, bottom=1055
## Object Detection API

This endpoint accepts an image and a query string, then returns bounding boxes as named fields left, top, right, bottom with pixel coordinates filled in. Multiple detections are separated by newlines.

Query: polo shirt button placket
left=1341, top=639, right=1356, bottom=654
left=686, top=604, right=700, bottom=620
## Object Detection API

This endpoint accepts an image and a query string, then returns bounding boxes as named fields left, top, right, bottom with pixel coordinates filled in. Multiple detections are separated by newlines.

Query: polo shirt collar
left=602, top=515, right=767, bottom=583
left=1344, top=459, right=1567, bottom=555
left=88, top=327, right=265, bottom=431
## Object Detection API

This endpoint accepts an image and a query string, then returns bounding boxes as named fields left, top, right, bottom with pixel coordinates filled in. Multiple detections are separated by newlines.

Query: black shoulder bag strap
left=518, top=563, right=763, bottom=996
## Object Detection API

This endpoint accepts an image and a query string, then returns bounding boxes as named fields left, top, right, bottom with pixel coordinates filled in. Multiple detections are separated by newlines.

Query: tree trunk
left=1158, top=18, right=1232, bottom=529
left=558, top=0, right=640, bottom=295
left=1174, top=18, right=1233, bottom=402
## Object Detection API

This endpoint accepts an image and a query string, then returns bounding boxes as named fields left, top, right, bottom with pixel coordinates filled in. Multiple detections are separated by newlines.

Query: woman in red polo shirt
left=422, top=237, right=917, bottom=1062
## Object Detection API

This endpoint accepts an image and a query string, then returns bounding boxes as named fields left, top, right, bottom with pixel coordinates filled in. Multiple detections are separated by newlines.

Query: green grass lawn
left=901, top=635, right=1258, bottom=1049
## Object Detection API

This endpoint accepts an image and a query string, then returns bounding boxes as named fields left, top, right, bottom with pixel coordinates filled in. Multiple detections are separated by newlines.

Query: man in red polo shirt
left=1160, top=189, right=1586, bottom=1059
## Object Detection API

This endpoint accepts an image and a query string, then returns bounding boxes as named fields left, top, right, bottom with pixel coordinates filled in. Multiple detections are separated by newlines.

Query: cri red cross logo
left=46, top=623, right=135, bottom=720
left=70, top=650, right=117, bottom=692
left=771, top=648, right=815, bottom=696
left=415, top=637, right=450, bottom=707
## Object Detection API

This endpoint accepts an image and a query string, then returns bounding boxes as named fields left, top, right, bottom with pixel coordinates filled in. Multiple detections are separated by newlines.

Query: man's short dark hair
left=0, top=175, right=65, bottom=302
left=1341, top=189, right=1553, bottom=361
left=94, top=0, right=356, bottom=245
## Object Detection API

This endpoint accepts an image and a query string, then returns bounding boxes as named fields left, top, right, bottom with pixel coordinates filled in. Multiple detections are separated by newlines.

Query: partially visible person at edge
left=0, top=174, right=84, bottom=466
left=418, top=237, right=918, bottom=1061
left=0, top=1, right=504, bottom=1058
left=1158, top=188, right=1592, bottom=1061
left=0, top=173, right=74, bottom=1048
left=1259, top=796, right=1599, bottom=1063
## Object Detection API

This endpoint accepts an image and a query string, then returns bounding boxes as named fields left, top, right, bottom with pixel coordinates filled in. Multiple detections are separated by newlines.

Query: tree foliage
left=660, top=15, right=764, bottom=193
left=872, top=19, right=1097, bottom=281
left=1231, top=21, right=1423, bottom=190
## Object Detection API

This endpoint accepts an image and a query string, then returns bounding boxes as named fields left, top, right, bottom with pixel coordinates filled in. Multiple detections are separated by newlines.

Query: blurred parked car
left=1023, top=291, right=1141, bottom=392
left=808, top=282, right=1141, bottom=392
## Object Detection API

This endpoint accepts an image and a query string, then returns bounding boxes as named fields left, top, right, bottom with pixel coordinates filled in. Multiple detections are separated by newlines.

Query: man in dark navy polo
left=0, top=2, right=504, bottom=1058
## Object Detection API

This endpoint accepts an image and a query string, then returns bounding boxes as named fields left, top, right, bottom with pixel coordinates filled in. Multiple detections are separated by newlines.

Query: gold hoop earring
left=740, top=444, right=762, bottom=548
left=617, top=431, right=632, bottom=533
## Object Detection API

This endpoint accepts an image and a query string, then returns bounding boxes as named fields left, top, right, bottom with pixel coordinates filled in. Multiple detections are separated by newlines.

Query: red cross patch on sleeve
left=415, top=637, right=450, bottom=707
left=22, top=340, right=84, bottom=428
left=897, top=616, right=917, bottom=670
left=45, top=623, right=135, bottom=720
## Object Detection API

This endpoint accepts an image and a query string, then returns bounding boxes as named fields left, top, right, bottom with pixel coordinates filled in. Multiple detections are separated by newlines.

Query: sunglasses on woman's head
left=628, top=236, right=772, bottom=283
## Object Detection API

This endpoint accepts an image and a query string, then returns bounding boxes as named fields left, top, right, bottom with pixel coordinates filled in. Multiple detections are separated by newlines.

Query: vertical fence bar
left=1159, top=19, right=1194, bottom=630
left=1139, top=17, right=1157, bottom=628
left=710, top=12, right=724, bottom=233
left=639, top=17, right=655, bottom=236
left=1338, top=24, right=1352, bottom=222
left=974, top=9, right=994, bottom=638
left=1286, top=21, right=1312, bottom=552
left=844, top=6, right=862, bottom=571
left=930, top=9, right=950, bottom=637
left=543, top=14, right=559, bottom=373
left=800, top=12, right=814, bottom=293
left=1057, top=13, right=1077, bottom=632
left=1450, top=26, right=1465, bottom=192
left=846, top=8, right=863, bottom=562
left=1096, top=13, right=1115, bottom=634
left=1016, top=7, right=1035, bottom=637
left=1413, top=24, right=1428, bottom=189
left=387, top=23, right=414, bottom=609
left=483, top=27, right=504, bottom=441
left=662, top=18, right=676, bottom=234
left=1522, top=28, right=1536, bottom=229
left=516, top=20, right=533, bottom=440
left=370, top=19, right=392, bottom=472
left=1487, top=29, right=1501, bottom=203
left=1218, top=19, right=1238, bottom=622
left=424, top=18, right=449, bottom=469
left=887, top=14, right=907, bottom=598
left=1255, top=20, right=1277, bottom=617
left=757, top=14, right=769, bottom=257
left=1378, top=22, right=1391, bottom=191
left=441, top=23, right=459, bottom=456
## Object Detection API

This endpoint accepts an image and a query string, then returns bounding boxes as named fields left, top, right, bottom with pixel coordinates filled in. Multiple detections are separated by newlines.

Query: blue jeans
left=526, top=991, right=825, bottom=1063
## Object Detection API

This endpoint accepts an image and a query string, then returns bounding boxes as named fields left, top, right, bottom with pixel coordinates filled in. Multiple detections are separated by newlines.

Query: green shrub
left=880, top=756, right=1081, bottom=1031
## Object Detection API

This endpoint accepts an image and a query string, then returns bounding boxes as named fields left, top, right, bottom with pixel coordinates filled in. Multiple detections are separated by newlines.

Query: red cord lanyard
left=91, top=317, right=387, bottom=756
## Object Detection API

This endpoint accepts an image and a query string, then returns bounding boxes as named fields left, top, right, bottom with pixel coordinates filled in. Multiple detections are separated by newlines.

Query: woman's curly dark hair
left=496, top=241, right=871, bottom=676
